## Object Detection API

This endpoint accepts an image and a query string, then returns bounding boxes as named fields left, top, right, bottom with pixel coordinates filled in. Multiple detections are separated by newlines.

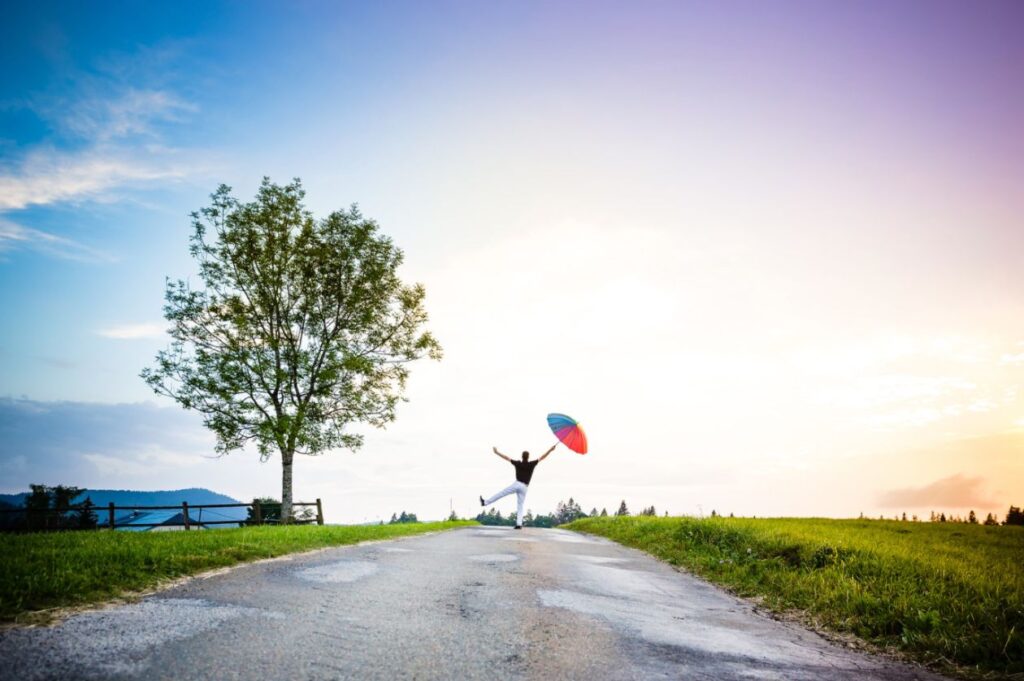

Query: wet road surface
left=0, top=526, right=950, bottom=680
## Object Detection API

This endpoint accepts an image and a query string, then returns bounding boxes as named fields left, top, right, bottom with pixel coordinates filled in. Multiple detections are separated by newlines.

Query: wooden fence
left=0, top=499, right=324, bottom=532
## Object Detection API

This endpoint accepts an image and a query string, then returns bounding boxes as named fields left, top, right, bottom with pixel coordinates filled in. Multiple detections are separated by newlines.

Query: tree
left=589, top=508, right=598, bottom=518
left=23, top=484, right=84, bottom=530
left=901, top=512, right=907, bottom=522
left=1005, top=505, right=1024, bottom=526
left=248, top=497, right=282, bottom=524
left=530, top=513, right=556, bottom=528
left=143, top=179, right=442, bottom=521
left=968, top=510, right=978, bottom=524
left=447, top=509, right=459, bottom=521
left=616, top=500, right=629, bottom=516
left=554, top=498, right=585, bottom=525
left=939, top=512, right=947, bottom=523
left=50, top=485, right=84, bottom=515
left=390, top=511, right=418, bottom=524
left=600, top=508, right=608, bottom=517
left=73, top=497, right=98, bottom=529
left=984, top=512, right=998, bottom=526
left=25, top=484, right=51, bottom=531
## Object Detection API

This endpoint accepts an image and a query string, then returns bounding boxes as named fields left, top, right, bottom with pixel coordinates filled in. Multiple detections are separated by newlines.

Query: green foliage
left=568, top=516, right=1024, bottom=678
left=142, top=179, right=441, bottom=519
left=72, top=497, right=98, bottom=530
left=554, top=497, right=586, bottom=524
left=247, top=497, right=281, bottom=523
left=615, top=500, right=629, bottom=516
left=0, top=521, right=475, bottom=622
left=20, top=485, right=87, bottom=531
left=388, top=511, right=418, bottom=524
left=529, top=513, right=557, bottom=528
left=476, top=508, right=512, bottom=526
left=475, top=507, right=557, bottom=527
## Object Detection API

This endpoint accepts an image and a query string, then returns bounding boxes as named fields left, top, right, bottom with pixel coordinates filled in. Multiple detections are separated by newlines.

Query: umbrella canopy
left=547, top=413, right=588, bottom=454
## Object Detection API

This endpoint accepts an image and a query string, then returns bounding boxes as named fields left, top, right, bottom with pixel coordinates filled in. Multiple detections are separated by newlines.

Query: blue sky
left=2, top=1, right=1022, bottom=521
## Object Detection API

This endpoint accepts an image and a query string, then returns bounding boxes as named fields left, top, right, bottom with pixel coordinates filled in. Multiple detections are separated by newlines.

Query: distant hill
left=0, top=488, right=248, bottom=521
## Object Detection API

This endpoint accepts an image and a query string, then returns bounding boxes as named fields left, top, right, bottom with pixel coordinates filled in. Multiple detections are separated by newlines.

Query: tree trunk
left=281, top=451, right=294, bottom=523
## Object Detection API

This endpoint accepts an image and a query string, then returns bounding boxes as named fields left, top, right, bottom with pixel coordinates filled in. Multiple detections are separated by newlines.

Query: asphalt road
left=0, top=526, right=950, bottom=680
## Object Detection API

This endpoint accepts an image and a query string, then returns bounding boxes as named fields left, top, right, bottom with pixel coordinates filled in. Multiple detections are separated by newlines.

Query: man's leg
left=484, top=482, right=520, bottom=507
left=515, top=482, right=527, bottom=526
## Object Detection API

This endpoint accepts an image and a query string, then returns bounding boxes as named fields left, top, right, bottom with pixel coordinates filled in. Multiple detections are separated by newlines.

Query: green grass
left=567, top=516, right=1024, bottom=678
left=0, top=520, right=476, bottom=623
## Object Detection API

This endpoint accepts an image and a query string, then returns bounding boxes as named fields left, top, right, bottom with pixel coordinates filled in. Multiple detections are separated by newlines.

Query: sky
left=1, top=0, right=1022, bottom=523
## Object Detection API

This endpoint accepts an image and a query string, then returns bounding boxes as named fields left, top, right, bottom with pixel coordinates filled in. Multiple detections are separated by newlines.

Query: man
left=480, top=443, right=557, bottom=529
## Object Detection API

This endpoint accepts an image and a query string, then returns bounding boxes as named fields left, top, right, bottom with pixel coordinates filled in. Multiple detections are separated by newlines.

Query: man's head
left=521, top=451, right=530, bottom=462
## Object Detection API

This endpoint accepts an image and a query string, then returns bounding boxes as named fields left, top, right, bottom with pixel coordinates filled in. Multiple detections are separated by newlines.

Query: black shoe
left=479, top=495, right=485, bottom=507
left=514, top=525, right=523, bottom=530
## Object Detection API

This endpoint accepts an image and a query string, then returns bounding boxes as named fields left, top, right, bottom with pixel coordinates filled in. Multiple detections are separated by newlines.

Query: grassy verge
left=567, top=516, right=1023, bottom=679
left=0, top=520, right=476, bottom=623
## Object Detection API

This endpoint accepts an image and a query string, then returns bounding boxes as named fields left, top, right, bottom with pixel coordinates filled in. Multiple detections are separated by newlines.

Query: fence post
left=253, top=500, right=262, bottom=526
left=108, top=502, right=116, bottom=530
left=182, top=502, right=191, bottom=531
left=316, top=498, right=324, bottom=525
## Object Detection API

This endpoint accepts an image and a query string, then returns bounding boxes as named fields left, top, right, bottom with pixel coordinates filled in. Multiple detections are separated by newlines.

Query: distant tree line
left=0, top=485, right=98, bottom=532
left=857, top=506, right=1023, bottom=526
left=473, top=498, right=654, bottom=527
left=1, top=486, right=324, bottom=533
left=245, top=497, right=315, bottom=524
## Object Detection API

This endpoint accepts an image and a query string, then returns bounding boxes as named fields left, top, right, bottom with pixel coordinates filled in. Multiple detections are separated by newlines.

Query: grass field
left=567, top=516, right=1024, bottom=679
left=0, top=520, right=475, bottom=623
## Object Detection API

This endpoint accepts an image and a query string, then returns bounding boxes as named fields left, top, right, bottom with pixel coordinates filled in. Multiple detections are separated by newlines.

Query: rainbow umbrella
left=547, top=413, right=588, bottom=454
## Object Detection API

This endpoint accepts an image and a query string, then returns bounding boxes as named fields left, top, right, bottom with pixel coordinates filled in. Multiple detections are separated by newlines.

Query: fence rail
left=0, top=499, right=324, bottom=532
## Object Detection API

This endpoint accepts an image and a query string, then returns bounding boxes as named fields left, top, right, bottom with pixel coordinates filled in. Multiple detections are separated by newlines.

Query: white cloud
left=0, top=54, right=211, bottom=258
left=0, top=218, right=115, bottom=262
left=0, top=146, right=199, bottom=211
left=96, top=323, right=165, bottom=340
left=58, top=88, right=197, bottom=142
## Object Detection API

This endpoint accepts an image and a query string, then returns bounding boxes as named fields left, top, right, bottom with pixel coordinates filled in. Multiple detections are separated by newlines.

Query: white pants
left=484, top=481, right=528, bottom=526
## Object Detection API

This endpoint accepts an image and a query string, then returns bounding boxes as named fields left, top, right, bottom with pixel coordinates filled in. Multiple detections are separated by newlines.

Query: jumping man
left=480, top=443, right=557, bottom=529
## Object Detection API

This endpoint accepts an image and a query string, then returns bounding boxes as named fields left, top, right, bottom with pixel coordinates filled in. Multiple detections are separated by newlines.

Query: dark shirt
left=511, top=459, right=539, bottom=485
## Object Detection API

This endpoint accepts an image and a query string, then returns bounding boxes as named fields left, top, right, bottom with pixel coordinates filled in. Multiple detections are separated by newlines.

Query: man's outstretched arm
left=492, top=446, right=511, bottom=462
left=537, top=442, right=558, bottom=463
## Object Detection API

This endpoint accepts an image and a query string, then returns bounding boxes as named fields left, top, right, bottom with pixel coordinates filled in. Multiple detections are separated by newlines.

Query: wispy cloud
left=56, top=88, right=197, bottom=142
left=96, top=323, right=165, bottom=340
left=0, top=218, right=116, bottom=262
left=0, top=145, right=197, bottom=211
left=0, top=45, right=211, bottom=259
left=877, top=473, right=996, bottom=509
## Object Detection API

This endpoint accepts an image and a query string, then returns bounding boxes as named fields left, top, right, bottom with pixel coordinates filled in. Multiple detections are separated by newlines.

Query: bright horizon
left=1, top=1, right=1022, bottom=522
